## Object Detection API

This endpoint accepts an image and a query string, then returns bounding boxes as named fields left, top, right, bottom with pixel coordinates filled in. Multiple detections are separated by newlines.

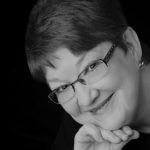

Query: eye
left=84, top=61, right=101, bottom=74
left=55, top=84, right=69, bottom=94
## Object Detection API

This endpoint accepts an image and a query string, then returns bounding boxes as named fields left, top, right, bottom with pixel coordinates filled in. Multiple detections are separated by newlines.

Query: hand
left=74, top=124, right=139, bottom=150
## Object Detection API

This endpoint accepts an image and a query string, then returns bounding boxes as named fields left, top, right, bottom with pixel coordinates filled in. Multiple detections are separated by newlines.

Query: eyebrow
left=48, top=78, right=69, bottom=83
left=46, top=55, right=62, bottom=69
left=48, top=54, right=87, bottom=83
left=47, top=45, right=107, bottom=84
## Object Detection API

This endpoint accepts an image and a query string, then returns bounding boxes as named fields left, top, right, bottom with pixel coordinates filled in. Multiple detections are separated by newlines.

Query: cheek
left=62, top=99, right=80, bottom=117
left=98, top=65, right=139, bottom=128
left=105, top=52, right=138, bottom=91
left=113, top=91, right=138, bottom=127
left=97, top=88, right=139, bottom=130
left=109, top=73, right=139, bottom=127
left=118, top=75, right=139, bottom=115
left=99, top=62, right=125, bottom=90
left=115, top=56, right=140, bottom=109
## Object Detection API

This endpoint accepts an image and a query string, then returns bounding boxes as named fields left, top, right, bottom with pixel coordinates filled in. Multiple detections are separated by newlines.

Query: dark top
left=51, top=112, right=150, bottom=150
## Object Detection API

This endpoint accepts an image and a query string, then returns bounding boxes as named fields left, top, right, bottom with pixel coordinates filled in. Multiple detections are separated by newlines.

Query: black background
left=7, top=0, right=150, bottom=150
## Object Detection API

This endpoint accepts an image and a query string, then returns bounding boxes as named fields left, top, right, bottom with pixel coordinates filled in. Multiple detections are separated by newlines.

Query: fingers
left=100, top=126, right=133, bottom=144
left=122, top=126, right=133, bottom=136
left=130, top=130, right=140, bottom=140
left=74, top=124, right=140, bottom=150
left=111, top=129, right=140, bottom=150
left=100, top=125, right=140, bottom=146
left=113, top=126, right=139, bottom=142
left=100, top=128, right=121, bottom=143
left=113, top=127, right=129, bottom=141
left=119, top=129, right=140, bottom=148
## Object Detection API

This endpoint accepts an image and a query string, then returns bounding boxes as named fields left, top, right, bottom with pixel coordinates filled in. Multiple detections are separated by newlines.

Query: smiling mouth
left=91, top=93, right=114, bottom=114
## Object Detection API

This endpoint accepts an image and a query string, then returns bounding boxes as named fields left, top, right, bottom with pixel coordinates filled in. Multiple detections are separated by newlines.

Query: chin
left=95, top=110, right=133, bottom=131
left=100, top=121, right=125, bottom=131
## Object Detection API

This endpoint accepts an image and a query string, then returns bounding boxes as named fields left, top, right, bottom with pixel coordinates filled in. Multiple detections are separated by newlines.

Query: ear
left=122, top=27, right=142, bottom=64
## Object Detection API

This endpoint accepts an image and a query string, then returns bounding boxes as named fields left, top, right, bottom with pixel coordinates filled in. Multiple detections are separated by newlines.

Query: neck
left=133, top=63, right=150, bottom=133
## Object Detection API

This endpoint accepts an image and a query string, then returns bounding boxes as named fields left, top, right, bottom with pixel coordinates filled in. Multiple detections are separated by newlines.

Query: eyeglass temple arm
left=103, top=43, right=117, bottom=66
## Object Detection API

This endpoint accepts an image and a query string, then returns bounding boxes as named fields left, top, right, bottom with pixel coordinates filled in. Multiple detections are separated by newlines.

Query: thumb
left=74, top=124, right=104, bottom=150
left=74, top=123, right=103, bottom=143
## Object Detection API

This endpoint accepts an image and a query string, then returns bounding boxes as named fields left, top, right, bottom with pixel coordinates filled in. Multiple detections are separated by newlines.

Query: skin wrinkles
left=46, top=42, right=128, bottom=130
left=47, top=43, right=112, bottom=88
left=46, top=28, right=150, bottom=133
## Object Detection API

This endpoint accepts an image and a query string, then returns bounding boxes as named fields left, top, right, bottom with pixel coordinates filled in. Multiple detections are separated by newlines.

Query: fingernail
left=114, top=136, right=121, bottom=143
left=133, top=130, right=140, bottom=139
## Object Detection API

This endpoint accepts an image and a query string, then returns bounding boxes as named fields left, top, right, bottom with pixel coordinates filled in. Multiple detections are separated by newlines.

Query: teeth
left=97, top=99, right=109, bottom=113
left=96, top=94, right=113, bottom=114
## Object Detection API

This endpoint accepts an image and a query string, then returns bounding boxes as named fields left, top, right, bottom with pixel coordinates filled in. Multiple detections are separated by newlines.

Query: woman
left=25, top=0, right=150, bottom=149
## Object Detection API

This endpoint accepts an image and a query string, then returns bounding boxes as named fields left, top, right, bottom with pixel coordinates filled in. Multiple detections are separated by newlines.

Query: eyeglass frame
left=48, top=42, right=117, bottom=104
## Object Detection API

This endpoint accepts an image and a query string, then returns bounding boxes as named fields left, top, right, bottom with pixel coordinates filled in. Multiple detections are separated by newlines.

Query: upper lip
left=90, top=93, right=114, bottom=113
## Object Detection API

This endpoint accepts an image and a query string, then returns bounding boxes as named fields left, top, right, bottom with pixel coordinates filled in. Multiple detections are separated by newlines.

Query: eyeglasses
left=48, top=43, right=117, bottom=104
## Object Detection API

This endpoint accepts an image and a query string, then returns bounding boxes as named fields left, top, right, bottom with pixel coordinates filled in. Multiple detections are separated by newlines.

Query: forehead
left=45, top=42, right=112, bottom=83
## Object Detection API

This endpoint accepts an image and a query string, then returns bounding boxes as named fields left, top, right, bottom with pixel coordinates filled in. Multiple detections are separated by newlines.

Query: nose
left=74, top=82, right=100, bottom=107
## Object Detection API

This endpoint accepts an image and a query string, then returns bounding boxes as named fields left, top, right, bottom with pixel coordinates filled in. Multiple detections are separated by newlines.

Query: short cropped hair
left=25, top=0, right=128, bottom=83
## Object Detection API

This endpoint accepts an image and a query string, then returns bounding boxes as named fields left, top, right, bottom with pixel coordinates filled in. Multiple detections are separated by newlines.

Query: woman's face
left=45, top=41, right=140, bottom=130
